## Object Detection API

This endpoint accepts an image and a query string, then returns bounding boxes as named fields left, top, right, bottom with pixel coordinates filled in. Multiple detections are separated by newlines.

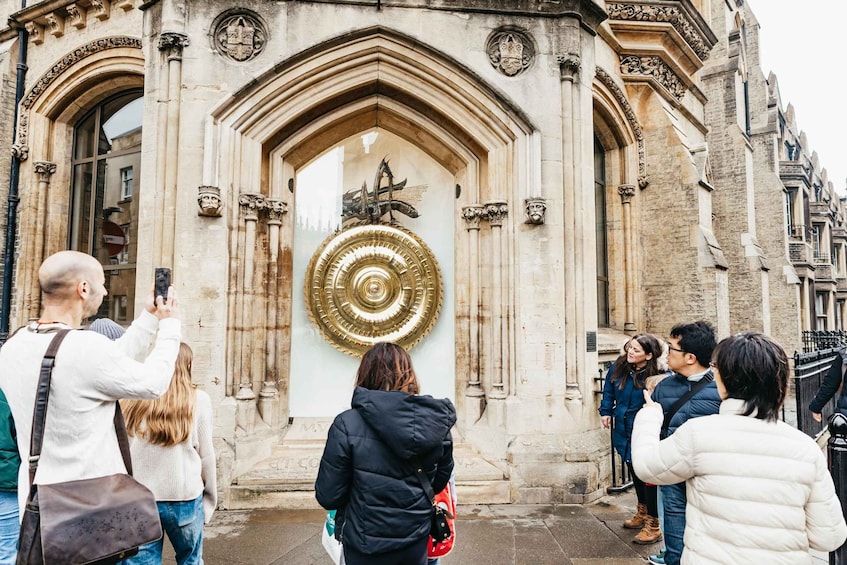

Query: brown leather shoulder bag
left=16, top=329, right=163, bottom=565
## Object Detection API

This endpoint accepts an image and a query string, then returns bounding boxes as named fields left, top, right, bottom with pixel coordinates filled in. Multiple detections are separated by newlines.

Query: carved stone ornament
left=607, top=2, right=711, bottom=61
left=557, top=54, right=581, bottom=81
left=620, top=55, right=686, bottom=100
left=34, top=161, right=58, bottom=182
left=618, top=185, right=636, bottom=204
left=462, top=205, right=485, bottom=230
left=265, top=199, right=288, bottom=223
left=158, top=32, right=190, bottom=58
left=485, top=200, right=509, bottom=227
left=305, top=223, right=443, bottom=357
left=213, top=12, right=267, bottom=63
left=238, top=193, right=266, bottom=219
left=198, top=186, right=223, bottom=217
left=486, top=30, right=535, bottom=77
left=16, top=37, right=143, bottom=154
left=595, top=67, right=649, bottom=188
left=524, top=197, right=546, bottom=225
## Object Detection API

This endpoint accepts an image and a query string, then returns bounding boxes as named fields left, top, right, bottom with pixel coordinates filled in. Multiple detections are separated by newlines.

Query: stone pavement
left=176, top=489, right=830, bottom=564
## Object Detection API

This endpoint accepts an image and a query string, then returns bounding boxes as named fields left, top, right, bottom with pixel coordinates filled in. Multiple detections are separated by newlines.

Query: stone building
left=0, top=0, right=843, bottom=508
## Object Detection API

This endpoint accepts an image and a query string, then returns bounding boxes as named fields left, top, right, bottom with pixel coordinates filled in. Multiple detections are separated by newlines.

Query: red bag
left=428, top=479, right=456, bottom=558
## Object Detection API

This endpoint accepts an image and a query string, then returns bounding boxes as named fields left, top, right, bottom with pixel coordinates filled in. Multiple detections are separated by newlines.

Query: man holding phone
left=0, top=251, right=181, bottom=517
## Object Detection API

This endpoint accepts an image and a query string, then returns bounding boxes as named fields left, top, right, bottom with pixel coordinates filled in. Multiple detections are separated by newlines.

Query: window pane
left=74, top=112, right=96, bottom=160
left=70, top=162, right=93, bottom=251
left=99, top=94, right=143, bottom=156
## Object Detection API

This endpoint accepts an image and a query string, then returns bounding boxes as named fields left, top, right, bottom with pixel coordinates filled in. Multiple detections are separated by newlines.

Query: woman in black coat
left=315, top=342, right=456, bottom=565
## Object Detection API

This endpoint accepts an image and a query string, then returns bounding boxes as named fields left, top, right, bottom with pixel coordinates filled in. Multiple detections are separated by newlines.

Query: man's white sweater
left=127, top=389, right=217, bottom=523
left=0, top=311, right=180, bottom=508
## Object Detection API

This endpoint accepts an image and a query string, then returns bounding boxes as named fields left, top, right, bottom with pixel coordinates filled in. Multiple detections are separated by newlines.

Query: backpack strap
left=660, top=372, right=714, bottom=439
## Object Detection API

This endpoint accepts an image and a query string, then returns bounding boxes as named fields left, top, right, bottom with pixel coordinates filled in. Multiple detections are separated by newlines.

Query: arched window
left=595, top=136, right=609, bottom=327
left=69, top=90, right=143, bottom=323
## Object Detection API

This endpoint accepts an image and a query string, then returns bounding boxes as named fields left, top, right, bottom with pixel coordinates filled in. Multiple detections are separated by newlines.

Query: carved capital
left=485, top=200, right=509, bottom=227
left=524, top=197, right=547, bottom=225
left=557, top=54, right=581, bottom=81
left=198, top=186, right=223, bottom=217
left=462, top=204, right=486, bottom=231
left=265, top=199, right=288, bottom=224
left=158, top=32, right=190, bottom=58
left=618, top=184, right=636, bottom=204
left=238, top=193, right=266, bottom=220
left=34, top=161, right=57, bottom=182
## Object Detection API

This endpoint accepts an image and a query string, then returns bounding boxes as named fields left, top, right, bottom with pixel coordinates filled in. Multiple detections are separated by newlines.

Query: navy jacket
left=0, top=389, right=18, bottom=492
left=651, top=371, right=721, bottom=437
left=315, top=387, right=456, bottom=556
left=809, top=353, right=847, bottom=416
left=599, top=365, right=647, bottom=462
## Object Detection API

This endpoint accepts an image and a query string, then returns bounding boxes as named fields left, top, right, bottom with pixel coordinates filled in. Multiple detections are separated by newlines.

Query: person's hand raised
left=145, top=285, right=179, bottom=320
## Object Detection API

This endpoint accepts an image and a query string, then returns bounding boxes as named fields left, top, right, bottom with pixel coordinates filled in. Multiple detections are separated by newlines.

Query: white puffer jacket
left=632, top=398, right=847, bottom=565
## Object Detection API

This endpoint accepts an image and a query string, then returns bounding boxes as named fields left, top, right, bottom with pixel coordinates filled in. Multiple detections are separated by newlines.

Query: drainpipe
left=1, top=14, right=29, bottom=341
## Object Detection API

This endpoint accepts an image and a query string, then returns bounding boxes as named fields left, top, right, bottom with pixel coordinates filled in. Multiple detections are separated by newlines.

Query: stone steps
left=228, top=418, right=510, bottom=510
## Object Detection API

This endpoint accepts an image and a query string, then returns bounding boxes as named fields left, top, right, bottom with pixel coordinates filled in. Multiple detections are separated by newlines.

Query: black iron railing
left=794, top=348, right=840, bottom=437
left=596, top=363, right=633, bottom=493
left=802, top=331, right=847, bottom=353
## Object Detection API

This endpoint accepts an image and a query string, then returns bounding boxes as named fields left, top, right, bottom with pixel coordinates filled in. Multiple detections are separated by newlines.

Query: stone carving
left=45, top=13, right=65, bottom=38
left=66, top=4, right=87, bottom=30
left=213, top=12, right=267, bottom=62
left=90, top=0, right=111, bottom=21
left=618, top=184, right=636, bottom=204
left=595, top=67, right=649, bottom=188
left=238, top=193, right=266, bottom=219
left=524, top=197, right=546, bottom=225
left=462, top=205, right=485, bottom=230
left=11, top=144, right=29, bottom=161
left=485, top=201, right=509, bottom=227
left=158, top=32, right=190, bottom=57
left=557, top=54, right=581, bottom=81
left=265, top=199, right=288, bottom=223
left=198, top=186, right=223, bottom=217
left=33, top=161, right=57, bottom=181
left=16, top=37, right=142, bottom=158
left=620, top=55, right=686, bottom=100
left=607, top=2, right=711, bottom=61
left=25, top=21, right=44, bottom=44
left=486, top=30, right=534, bottom=77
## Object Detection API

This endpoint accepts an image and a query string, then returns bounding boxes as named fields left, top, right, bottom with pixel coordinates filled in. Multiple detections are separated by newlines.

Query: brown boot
left=623, top=503, right=647, bottom=529
left=633, top=516, right=663, bottom=545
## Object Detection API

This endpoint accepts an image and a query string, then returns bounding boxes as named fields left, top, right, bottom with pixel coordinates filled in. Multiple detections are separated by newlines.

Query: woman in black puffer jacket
left=315, top=342, right=456, bottom=565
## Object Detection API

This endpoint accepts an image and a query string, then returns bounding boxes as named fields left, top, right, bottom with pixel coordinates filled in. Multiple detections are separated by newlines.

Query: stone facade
left=0, top=0, right=844, bottom=509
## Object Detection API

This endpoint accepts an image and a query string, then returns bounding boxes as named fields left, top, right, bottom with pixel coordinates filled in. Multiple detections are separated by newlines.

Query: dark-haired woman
left=632, top=332, right=847, bottom=564
left=315, top=342, right=456, bottom=565
left=599, top=334, right=666, bottom=544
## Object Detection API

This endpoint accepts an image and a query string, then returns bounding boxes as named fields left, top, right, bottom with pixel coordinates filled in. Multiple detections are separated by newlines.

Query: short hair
left=670, top=321, right=717, bottom=368
left=712, top=332, right=788, bottom=422
left=355, top=342, right=419, bottom=394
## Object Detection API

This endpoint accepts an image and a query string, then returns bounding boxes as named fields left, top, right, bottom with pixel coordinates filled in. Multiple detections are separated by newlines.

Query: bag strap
left=27, top=329, right=134, bottom=489
left=660, top=371, right=714, bottom=438
left=411, top=458, right=436, bottom=504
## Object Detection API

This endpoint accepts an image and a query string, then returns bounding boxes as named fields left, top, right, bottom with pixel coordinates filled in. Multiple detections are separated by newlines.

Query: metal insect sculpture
left=342, top=158, right=419, bottom=224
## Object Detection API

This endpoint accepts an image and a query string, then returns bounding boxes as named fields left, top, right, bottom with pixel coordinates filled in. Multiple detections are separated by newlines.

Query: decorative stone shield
left=305, top=223, right=442, bottom=357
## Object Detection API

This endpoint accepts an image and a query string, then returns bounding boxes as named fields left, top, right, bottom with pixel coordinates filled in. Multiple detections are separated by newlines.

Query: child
left=121, top=343, right=217, bottom=565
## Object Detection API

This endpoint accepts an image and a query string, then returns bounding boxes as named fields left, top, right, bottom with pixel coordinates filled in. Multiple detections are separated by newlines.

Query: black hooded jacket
left=315, top=387, right=456, bottom=556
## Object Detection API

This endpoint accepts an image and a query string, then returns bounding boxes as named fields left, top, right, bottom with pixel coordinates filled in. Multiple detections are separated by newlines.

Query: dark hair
left=712, top=332, right=787, bottom=422
left=355, top=342, right=419, bottom=394
left=611, top=334, right=665, bottom=390
left=670, top=321, right=717, bottom=368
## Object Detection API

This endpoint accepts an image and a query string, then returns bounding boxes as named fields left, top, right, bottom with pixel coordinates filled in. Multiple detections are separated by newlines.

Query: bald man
left=0, top=251, right=181, bottom=514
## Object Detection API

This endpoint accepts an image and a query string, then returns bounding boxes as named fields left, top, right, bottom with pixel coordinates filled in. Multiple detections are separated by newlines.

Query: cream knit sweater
left=127, top=390, right=217, bottom=523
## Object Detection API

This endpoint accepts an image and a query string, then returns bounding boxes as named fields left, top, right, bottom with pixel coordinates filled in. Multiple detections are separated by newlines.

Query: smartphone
left=154, top=268, right=171, bottom=301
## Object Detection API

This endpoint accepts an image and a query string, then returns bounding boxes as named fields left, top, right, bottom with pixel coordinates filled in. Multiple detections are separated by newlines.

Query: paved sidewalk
left=171, top=490, right=830, bottom=564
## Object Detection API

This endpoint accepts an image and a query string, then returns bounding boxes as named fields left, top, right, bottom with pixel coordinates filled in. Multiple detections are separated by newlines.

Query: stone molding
left=595, top=67, right=649, bottom=189
left=13, top=36, right=142, bottom=161
left=607, top=1, right=711, bottom=61
left=619, top=55, right=686, bottom=100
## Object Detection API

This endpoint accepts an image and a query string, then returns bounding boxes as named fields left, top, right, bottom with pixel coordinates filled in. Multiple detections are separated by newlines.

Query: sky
left=749, top=0, right=847, bottom=194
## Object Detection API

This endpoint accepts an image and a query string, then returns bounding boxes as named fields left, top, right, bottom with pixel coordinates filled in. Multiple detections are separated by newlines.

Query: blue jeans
left=0, top=491, right=18, bottom=565
left=122, top=495, right=204, bottom=565
left=660, top=483, right=686, bottom=565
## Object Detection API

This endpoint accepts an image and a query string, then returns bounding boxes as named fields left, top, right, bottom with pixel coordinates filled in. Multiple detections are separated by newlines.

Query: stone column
left=26, top=161, right=57, bottom=317
left=486, top=200, right=508, bottom=402
left=157, top=32, right=189, bottom=267
left=462, top=204, right=486, bottom=424
left=235, top=193, right=265, bottom=432
left=558, top=54, right=582, bottom=401
left=618, top=185, right=637, bottom=331
left=259, top=199, right=287, bottom=428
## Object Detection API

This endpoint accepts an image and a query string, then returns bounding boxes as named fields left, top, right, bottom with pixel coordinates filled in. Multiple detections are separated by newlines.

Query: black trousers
left=627, top=461, right=659, bottom=517
left=343, top=536, right=429, bottom=565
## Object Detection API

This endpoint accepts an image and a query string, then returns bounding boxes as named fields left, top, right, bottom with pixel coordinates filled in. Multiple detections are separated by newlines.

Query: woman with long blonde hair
left=121, top=342, right=216, bottom=565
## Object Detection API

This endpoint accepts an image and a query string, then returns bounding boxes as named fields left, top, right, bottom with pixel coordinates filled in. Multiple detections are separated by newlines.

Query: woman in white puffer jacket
left=632, top=332, right=847, bottom=565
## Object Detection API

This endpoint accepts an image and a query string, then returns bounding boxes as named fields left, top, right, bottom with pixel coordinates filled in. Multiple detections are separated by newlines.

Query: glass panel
left=70, top=162, right=93, bottom=251
left=74, top=112, right=96, bottom=160
left=99, top=94, right=143, bottom=156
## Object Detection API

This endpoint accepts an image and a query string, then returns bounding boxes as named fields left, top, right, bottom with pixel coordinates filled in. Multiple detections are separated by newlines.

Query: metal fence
left=595, top=363, right=633, bottom=493
left=794, top=348, right=840, bottom=437
left=802, top=330, right=847, bottom=353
